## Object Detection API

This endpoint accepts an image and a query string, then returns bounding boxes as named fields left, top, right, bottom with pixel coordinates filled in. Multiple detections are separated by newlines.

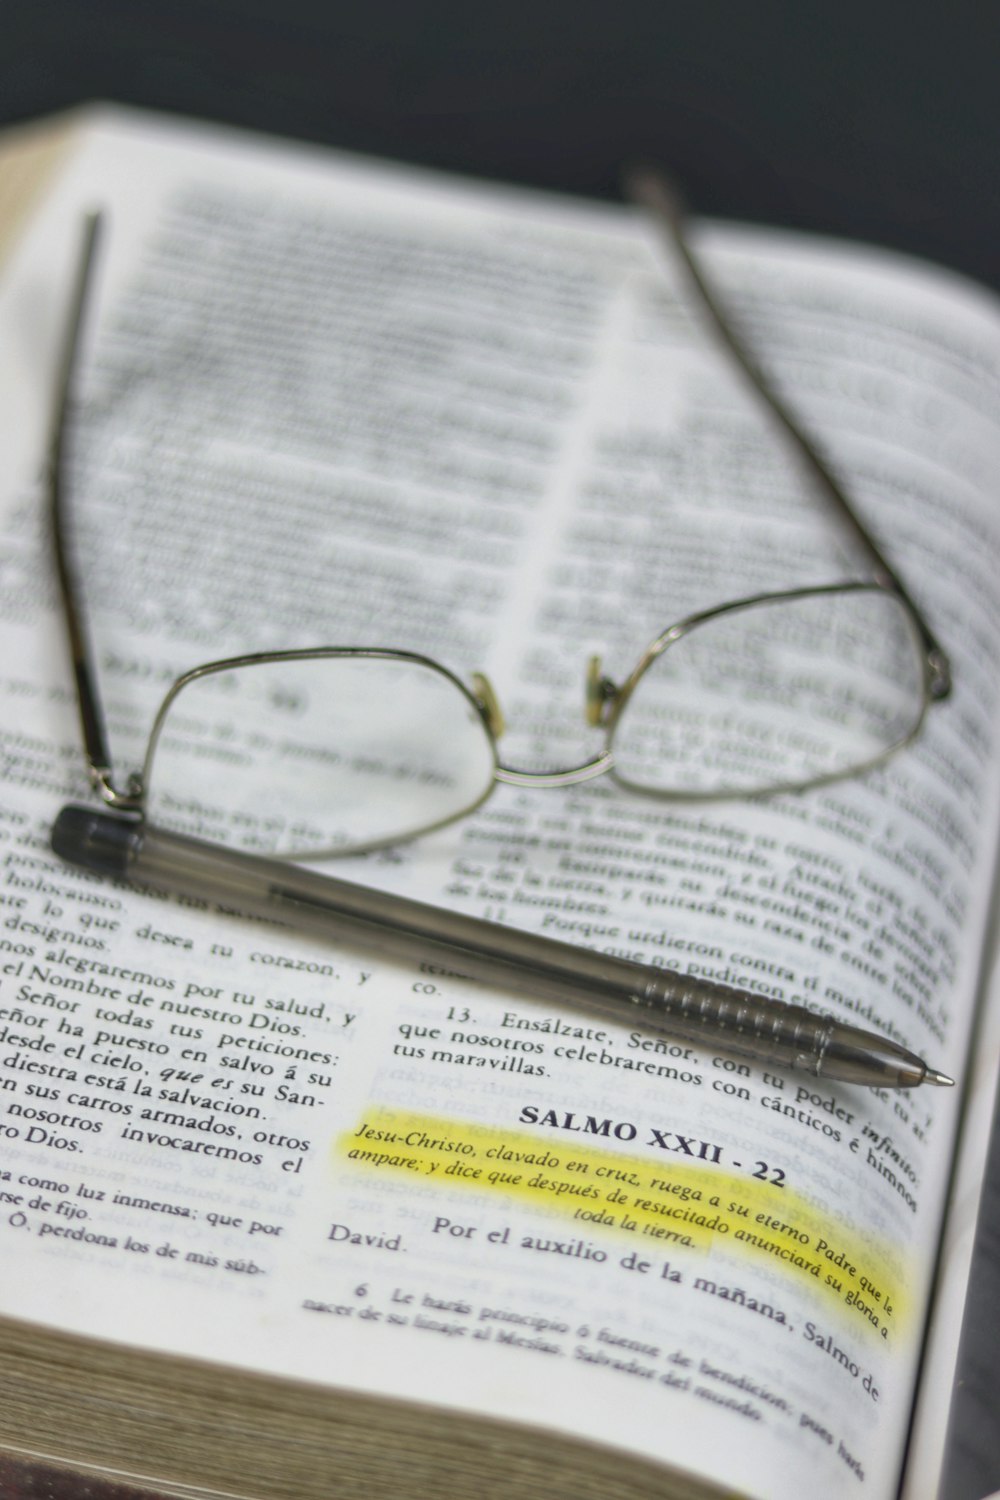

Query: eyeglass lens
left=143, top=654, right=497, bottom=857
left=610, top=588, right=926, bottom=796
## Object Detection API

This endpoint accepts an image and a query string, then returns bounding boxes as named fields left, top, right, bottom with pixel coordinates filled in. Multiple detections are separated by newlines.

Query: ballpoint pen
left=53, top=805, right=953, bottom=1090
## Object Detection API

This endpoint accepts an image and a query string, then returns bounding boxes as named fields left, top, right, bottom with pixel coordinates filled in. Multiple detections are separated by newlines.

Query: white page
left=2, top=107, right=1000, bottom=1500
left=902, top=909, right=1000, bottom=1496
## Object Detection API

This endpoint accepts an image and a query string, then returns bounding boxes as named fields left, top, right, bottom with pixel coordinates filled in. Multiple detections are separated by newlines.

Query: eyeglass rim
left=605, top=579, right=931, bottom=801
left=141, top=645, right=504, bottom=858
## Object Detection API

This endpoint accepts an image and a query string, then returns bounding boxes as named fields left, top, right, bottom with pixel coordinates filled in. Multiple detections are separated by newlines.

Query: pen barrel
left=52, top=807, right=932, bottom=1087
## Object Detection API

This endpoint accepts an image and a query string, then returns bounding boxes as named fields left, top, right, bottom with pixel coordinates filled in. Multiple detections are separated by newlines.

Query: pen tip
left=924, top=1068, right=954, bottom=1087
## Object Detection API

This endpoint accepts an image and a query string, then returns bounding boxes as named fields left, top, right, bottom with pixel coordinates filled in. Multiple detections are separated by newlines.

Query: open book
left=1, top=105, right=998, bottom=1500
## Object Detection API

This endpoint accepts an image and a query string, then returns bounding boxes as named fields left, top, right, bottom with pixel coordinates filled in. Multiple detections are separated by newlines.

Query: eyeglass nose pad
left=585, top=655, right=618, bottom=728
left=470, top=672, right=505, bottom=740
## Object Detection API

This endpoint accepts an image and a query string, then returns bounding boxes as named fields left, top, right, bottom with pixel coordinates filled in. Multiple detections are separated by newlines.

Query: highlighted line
left=335, top=1107, right=907, bottom=1336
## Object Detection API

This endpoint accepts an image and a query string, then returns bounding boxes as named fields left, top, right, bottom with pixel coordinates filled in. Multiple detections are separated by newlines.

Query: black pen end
left=52, top=803, right=141, bottom=877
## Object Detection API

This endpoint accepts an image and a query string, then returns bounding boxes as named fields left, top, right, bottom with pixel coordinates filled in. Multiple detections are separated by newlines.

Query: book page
left=2, top=107, right=1000, bottom=1500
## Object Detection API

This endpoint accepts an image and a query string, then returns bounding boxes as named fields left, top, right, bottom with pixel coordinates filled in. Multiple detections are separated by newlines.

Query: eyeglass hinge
left=90, top=766, right=145, bottom=812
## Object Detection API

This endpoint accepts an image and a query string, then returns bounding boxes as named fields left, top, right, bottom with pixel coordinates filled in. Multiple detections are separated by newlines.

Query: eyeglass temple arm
left=49, top=184, right=951, bottom=783
left=625, top=165, right=952, bottom=702
left=48, top=211, right=136, bottom=807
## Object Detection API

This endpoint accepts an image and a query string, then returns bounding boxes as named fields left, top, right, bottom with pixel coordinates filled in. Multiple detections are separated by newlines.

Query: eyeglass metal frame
left=49, top=176, right=951, bottom=856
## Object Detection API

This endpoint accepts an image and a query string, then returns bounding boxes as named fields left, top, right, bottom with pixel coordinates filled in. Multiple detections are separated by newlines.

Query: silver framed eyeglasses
left=49, top=174, right=951, bottom=865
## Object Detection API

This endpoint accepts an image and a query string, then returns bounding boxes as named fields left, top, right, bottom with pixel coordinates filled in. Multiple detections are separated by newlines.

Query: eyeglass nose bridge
left=490, top=657, right=617, bottom=790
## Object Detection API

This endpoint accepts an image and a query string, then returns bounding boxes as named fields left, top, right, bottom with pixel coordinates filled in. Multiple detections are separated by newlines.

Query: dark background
left=2, top=0, right=999, bottom=291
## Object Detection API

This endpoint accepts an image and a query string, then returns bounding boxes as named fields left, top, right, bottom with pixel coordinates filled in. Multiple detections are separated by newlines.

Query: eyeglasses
left=49, top=172, right=951, bottom=865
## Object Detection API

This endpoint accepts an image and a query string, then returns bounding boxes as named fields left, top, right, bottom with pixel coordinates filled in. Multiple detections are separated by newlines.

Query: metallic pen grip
left=629, top=970, right=835, bottom=1076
